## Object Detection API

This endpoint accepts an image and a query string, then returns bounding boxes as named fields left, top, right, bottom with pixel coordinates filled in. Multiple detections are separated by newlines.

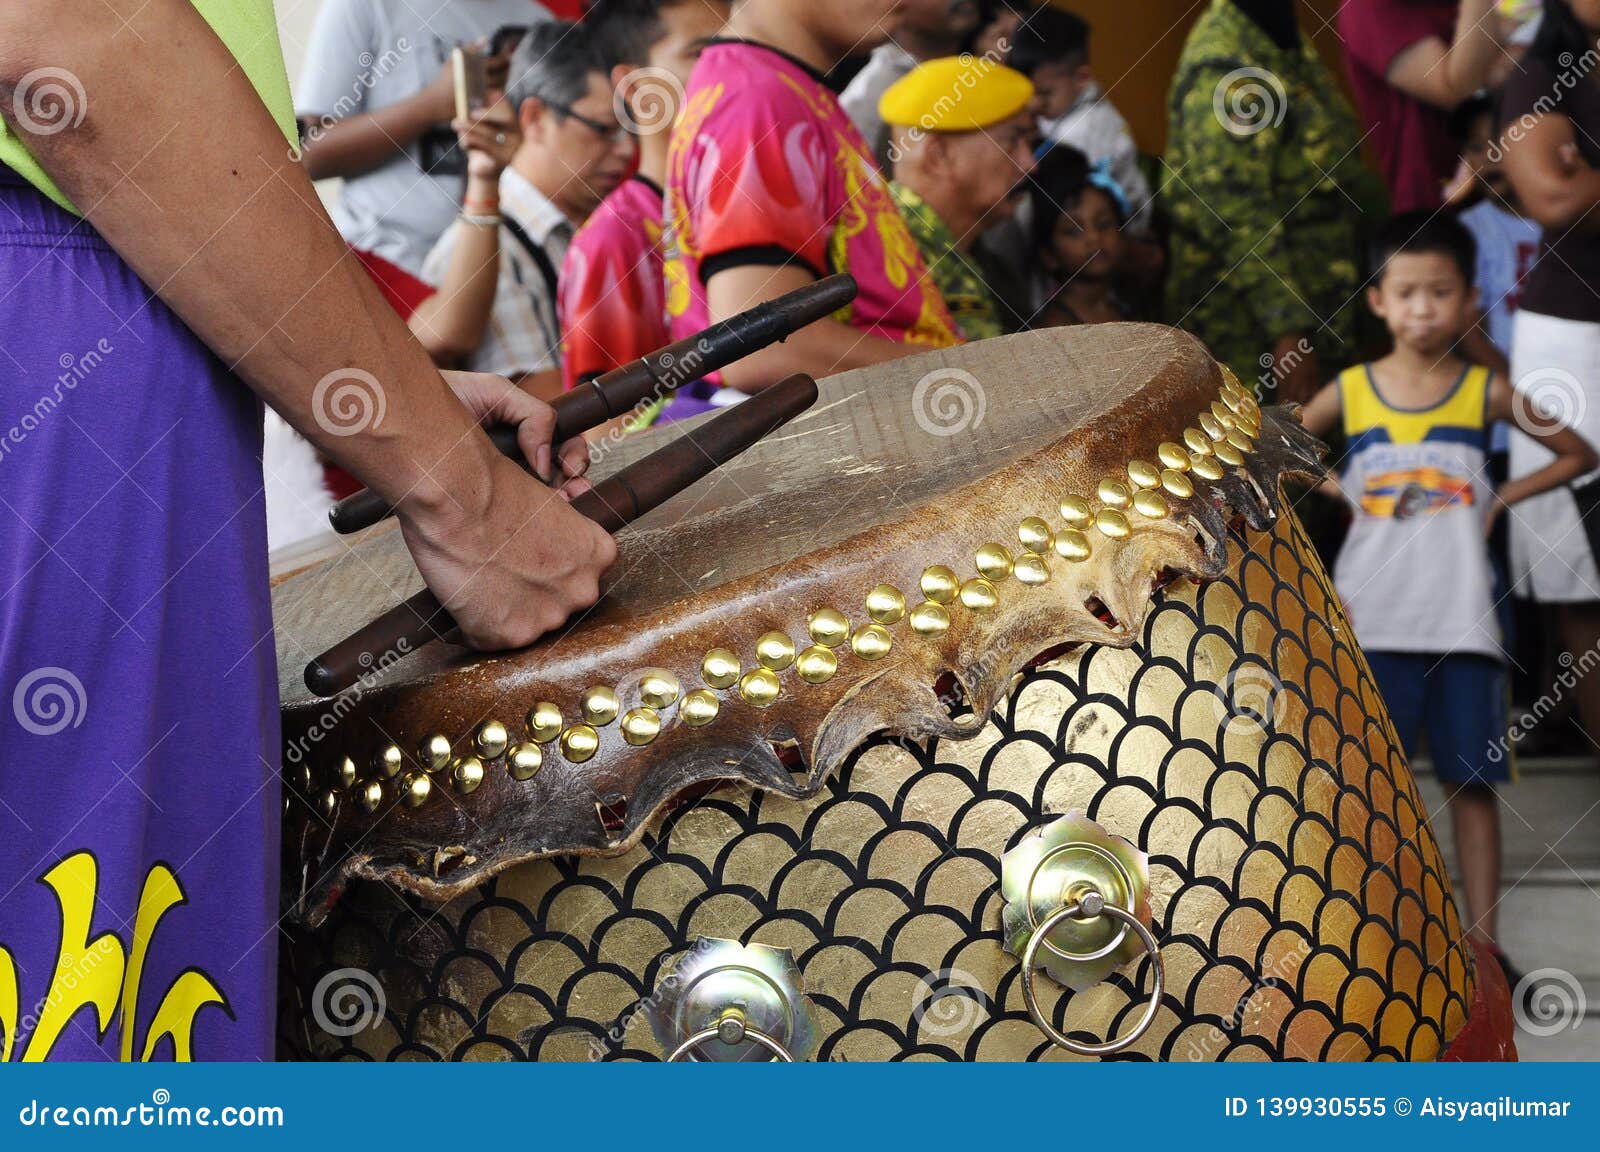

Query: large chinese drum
left=272, top=325, right=1514, bottom=1061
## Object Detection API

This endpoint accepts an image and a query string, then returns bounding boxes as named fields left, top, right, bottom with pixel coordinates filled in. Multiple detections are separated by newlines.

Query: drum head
left=277, top=324, right=1213, bottom=701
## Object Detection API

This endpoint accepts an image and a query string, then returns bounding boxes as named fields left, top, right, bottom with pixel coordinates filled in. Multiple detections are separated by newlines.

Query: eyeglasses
left=544, top=100, right=632, bottom=146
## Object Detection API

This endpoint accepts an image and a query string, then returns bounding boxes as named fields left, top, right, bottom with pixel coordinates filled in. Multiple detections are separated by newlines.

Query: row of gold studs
left=312, top=384, right=1262, bottom=817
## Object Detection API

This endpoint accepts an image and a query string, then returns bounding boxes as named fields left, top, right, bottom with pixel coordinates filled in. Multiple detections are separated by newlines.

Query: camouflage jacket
left=1162, top=0, right=1378, bottom=394
left=890, top=181, right=1005, bottom=342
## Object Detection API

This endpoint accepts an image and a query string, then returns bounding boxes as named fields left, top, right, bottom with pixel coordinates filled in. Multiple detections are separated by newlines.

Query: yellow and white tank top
left=1332, top=363, right=1503, bottom=660
left=0, top=1, right=297, bottom=214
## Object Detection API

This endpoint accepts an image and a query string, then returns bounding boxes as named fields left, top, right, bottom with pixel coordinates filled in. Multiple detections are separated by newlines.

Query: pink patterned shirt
left=662, top=40, right=961, bottom=355
left=559, top=174, right=668, bottom=390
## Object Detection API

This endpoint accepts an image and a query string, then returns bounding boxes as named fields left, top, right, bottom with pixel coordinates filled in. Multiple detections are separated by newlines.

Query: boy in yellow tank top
left=1301, top=213, right=1595, bottom=991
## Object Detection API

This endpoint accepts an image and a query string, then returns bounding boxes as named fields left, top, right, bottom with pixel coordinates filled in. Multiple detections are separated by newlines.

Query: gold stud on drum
left=701, top=649, right=742, bottom=690
left=1059, top=495, right=1092, bottom=527
left=506, top=742, right=542, bottom=781
left=331, top=756, right=358, bottom=791
left=796, top=645, right=838, bottom=684
left=638, top=668, right=682, bottom=709
left=806, top=608, right=851, bottom=648
left=680, top=688, right=720, bottom=726
left=755, top=631, right=797, bottom=671
left=373, top=744, right=404, bottom=779
left=420, top=733, right=452, bottom=772
left=645, top=938, right=820, bottom=1063
left=1001, top=812, right=1162, bottom=1057
left=581, top=686, right=620, bottom=726
left=474, top=720, right=509, bottom=760
left=526, top=702, right=563, bottom=744
left=356, top=779, right=383, bottom=813
left=865, top=584, right=907, bottom=625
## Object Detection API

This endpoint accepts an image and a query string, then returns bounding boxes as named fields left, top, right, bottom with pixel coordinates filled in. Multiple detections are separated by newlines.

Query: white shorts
left=1508, top=309, right=1600, bottom=602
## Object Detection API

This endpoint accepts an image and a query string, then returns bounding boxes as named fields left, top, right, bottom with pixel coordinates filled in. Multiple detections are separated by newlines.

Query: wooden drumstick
left=304, top=373, right=820, bottom=697
left=326, top=274, right=857, bottom=534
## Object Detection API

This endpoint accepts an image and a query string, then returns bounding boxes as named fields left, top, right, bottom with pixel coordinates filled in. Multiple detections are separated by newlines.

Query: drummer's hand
left=399, top=450, right=617, bottom=650
left=443, top=369, right=591, bottom=496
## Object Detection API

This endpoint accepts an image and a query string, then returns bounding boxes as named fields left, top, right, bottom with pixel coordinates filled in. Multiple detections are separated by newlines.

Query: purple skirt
left=0, top=172, right=279, bottom=1060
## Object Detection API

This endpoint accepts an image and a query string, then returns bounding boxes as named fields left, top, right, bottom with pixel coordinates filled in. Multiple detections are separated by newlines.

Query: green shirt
left=0, top=1, right=297, bottom=214
left=889, top=180, right=1006, bottom=342
left=1162, top=0, right=1380, bottom=392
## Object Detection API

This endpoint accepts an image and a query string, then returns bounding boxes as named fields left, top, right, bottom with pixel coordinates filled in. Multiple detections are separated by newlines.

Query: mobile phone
left=451, top=46, right=486, bottom=121
left=490, top=25, right=528, bottom=56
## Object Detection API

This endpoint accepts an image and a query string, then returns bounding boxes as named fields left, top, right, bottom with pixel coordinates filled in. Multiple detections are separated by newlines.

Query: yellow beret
left=879, top=57, right=1035, bottom=132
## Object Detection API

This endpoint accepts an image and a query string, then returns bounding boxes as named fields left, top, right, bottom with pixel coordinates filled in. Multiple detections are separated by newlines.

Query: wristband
left=461, top=211, right=502, bottom=228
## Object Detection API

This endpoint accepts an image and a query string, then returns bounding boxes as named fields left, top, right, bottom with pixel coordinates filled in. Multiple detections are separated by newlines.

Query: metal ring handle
left=1020, top=900, right=1164, bottom=1057
left=666, top=1025, right=795, bottom=1063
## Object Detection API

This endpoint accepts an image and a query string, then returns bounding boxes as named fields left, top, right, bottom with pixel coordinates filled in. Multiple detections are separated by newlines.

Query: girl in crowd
left=1027, top=145, right=1131, bottom=328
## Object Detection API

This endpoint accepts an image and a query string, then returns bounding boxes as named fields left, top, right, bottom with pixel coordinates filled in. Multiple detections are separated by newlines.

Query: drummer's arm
left=706, top=265, right=914, bottom=392
left=1487, top=373, right=1598, bottom=509
left=0, top=0, right=505, bottom=510
left=1, top=0, right=617, bottom=654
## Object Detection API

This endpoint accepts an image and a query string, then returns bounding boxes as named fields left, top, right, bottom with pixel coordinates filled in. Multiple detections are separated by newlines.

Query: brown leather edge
left=281, top=378, right=1325, bottom=926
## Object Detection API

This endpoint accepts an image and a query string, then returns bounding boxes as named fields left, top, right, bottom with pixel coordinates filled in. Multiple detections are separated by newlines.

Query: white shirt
left=1040, top=82, right=1153, bottom=235
left=296, top=0, right=554, bottom=275
left=839, top=41, right=917, bottom=165
left=1460, top=199, right=1541, bottom=453
left=1460, top=200, right=1541, bottom=355
left=421, top=167, right=572, bottom=379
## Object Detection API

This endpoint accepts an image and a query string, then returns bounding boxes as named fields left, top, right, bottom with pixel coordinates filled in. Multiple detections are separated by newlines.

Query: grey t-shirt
left=296, top=0, right=552, bottom=275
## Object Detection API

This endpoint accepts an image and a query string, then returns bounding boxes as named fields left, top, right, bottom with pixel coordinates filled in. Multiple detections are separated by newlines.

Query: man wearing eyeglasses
left=297, top=0, right=558, bottom=277
left=421, top=21, right=634, bottom=398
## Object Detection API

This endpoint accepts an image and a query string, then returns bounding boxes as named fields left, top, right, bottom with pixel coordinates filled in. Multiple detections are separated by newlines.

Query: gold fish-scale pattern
left=279, top=509, right=1473, bottom=1062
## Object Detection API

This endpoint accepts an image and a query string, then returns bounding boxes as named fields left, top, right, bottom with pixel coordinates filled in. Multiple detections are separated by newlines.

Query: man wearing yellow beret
left=880, top=56, right=1037, bottom=341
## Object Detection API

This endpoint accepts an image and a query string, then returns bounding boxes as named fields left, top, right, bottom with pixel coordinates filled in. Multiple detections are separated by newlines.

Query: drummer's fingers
left=556, top=434, right=591, bottom=480
left=445, top=369, right=559, bottom=484
left=476, top=90, right=514, bottom=125
left=557, top=476, right=593, bottom=502
left=502, top=395, right=559, bottom=484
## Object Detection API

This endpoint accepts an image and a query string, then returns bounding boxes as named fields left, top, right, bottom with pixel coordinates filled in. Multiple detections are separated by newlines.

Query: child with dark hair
left=1300, top=211, right=1596, bottom=985
left=1450, top=92, right=1539, bottom=382
left=1008, top=5, right=1151, bottom=233
left=1026, top=144, right=1130, bottom=327
left=971, top=0, right=1035, bottom=59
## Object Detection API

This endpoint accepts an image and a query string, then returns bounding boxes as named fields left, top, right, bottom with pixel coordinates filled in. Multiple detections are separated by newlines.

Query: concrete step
left=1510, top=974, right=1600, bottom=1061
left=1518, top=1026, right=1600, bottom=1061
left=1491, top=875, right=1600, bottom=981
left=1412, top=759, right=1600, bottom=873
left=1409, top=756, right=1600, bottom=1058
